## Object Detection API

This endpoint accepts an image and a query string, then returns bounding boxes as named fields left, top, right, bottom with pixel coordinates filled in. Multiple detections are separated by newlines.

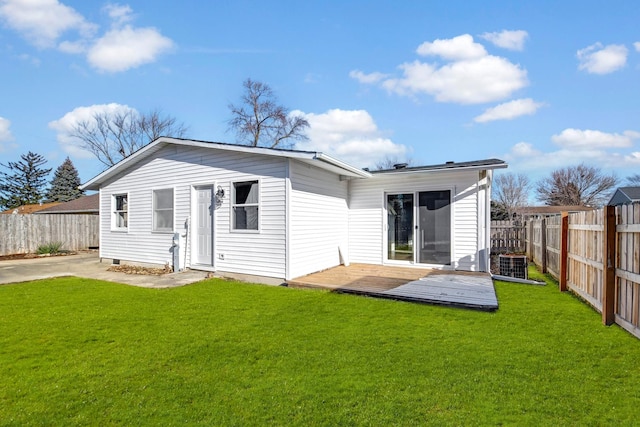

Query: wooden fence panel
left=567, top=210, right=604, bottom=311
left=545, top=215, right=561, bottom=279
left=615, top=204, right=640, bottom=338
left=530, top=219, right=545, bottom=270
left=490, top=220, right=526, bottom=253
left=0, top=214, right=99, bottom=256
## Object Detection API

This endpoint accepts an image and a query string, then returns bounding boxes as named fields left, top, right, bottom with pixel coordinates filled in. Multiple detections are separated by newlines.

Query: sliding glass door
left=387, top=194, right=414, bottom=261
left=417, top=190, right=451, bottom=265
left=387, top=190, right=451, bottom=265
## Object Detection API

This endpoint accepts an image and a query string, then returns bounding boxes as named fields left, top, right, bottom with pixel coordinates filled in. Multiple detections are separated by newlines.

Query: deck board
left=287, top=264, right=498, bottom=311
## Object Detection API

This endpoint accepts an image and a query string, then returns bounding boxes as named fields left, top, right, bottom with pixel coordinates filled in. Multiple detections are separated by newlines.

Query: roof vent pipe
left=393, top=163, right=408, bottom=169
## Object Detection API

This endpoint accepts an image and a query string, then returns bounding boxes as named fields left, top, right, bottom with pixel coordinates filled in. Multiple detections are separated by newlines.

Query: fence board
left=490, top=221, right=526, bottom=253
left=567, top=209, right=604, bottom=311
left=615, top=204, right=640, bottom=338
left=0, top=214, right=99, bottom=256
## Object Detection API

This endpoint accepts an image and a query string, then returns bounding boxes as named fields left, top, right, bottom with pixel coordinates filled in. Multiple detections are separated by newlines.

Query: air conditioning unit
left=499, top=254, right=528, bottom=279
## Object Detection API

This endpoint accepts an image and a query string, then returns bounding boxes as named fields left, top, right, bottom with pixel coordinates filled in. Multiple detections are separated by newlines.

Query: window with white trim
left=113, top=194, right=128, bottom=230
left=153, top=188, right=174, bottom=232
left=232, top=180, right=259, bottom=230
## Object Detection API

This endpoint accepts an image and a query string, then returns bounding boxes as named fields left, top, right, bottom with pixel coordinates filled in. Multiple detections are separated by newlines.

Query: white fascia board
left=373, top=163, right=508, bottom=176
left=314, top=153, right=372, bottom=178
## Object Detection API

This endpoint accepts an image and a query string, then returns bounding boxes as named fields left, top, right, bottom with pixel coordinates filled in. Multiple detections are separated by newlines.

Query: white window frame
left=231, top=179, right=260, bottom=232
left=152, top=188, right=175, bottom=233
left=112, top=193, right=128, bottom=231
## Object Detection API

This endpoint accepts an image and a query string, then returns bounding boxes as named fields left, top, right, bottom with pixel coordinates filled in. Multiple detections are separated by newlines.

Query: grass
left=1, top=268, right=639, bottom=425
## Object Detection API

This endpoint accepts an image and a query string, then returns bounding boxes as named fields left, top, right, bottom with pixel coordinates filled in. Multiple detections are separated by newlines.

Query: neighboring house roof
left=35, top=194, right=99, bottom=214
left=0, top=202, right=61, bottom=214
left=372, top=158, right=507, bottom=174
left=516, top=205, right=595, bottom=216
left=608, top=187, right=640, bottom=206
left=81, top=137, right=373, bottom=191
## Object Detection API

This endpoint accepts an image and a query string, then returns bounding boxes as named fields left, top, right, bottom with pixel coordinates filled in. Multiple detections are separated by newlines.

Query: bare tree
left=493, top=172, right=531, bottom=220
left=227, top=79, right=309, bottom=148
left=625, top=173, right=640, bottom=186
left=70, top=109, right=188, bottom=167
left=535, top=163, right=618, bottom=207
left=374, top=156, right=413, bottom=171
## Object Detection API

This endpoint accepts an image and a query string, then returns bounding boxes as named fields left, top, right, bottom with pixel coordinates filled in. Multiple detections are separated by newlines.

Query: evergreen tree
left=0, top=151, right=51, bottom=210
left=46, top=157, right=84, bottom=202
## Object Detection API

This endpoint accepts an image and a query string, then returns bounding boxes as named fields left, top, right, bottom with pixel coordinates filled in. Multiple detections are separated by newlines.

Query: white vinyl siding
left=348, top=169, right=481, bottom=271
left=288, top=161, right=349, bottom=279
left=98, top=145, right=287, bottom=278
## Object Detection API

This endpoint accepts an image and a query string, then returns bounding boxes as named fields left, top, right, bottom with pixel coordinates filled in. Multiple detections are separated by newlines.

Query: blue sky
left=1, top=0, right=639, bottom=190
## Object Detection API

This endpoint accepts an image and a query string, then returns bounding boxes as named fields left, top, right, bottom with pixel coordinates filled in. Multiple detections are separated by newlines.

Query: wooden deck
left=287, top=263, right=498, bottom=311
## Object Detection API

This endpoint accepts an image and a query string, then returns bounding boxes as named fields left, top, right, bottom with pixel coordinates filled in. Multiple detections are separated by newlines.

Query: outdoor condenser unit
left=498, top=254, right=528, bottom=280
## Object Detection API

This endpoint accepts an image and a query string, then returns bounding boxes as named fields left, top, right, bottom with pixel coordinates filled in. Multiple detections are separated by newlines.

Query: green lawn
left=1, top=269, right=639, bottom=425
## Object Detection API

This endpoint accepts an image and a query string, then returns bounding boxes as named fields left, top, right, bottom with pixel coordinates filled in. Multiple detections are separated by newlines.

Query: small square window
left=232, top=181, right=259, bottom=230
left=153, top=188, right=174, bottom=232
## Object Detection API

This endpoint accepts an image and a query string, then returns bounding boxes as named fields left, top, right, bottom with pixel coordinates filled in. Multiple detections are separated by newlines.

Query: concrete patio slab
left=0, top=252, right=208, bottom=288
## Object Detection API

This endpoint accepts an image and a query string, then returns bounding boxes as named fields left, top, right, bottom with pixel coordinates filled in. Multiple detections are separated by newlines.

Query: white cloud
left=0, top=0, right=96, bottom=48
left=0, top=117, right=18, bottom=153
left=551, top=128, right=639, bottom=148
left=510, top=141, right=540, bottom=157
left=49, top=103, right=137, bottom=157
left=17, top=53, right=40, bottom=66
left=504, top=128, right=640, bottom=179
left=354, top=34, right=528, bottom=105
left=635, top=42, right=640, bottom=52
left=293, top=109, right=408, bottom=168
left=87, top=25, right=174, bottom=72
left=577, top=43, right=628, bottom=74
left=349, top=70, right=389, bottom=84
left=104, top=3, right=134, bottom=26
left=0, top=116, right=14, bottom=141
left=480, top=30, right=528, bottom=51
left=474, top=98, right=544, bottom=123
left=416, top=34, right=487, bottom=60
left=0, top=1, right=173, bottom=73
left=382, top=55, right=527, bottom=104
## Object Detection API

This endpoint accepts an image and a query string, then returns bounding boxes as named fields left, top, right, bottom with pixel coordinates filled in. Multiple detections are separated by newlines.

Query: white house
left=81, top=137, right=507, bottom=283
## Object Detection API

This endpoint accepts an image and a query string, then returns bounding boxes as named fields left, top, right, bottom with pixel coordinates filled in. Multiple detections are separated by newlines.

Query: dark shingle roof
left=618, top=187, right=640, bottom=201
left=35, top=194, right=99, bottom=214
left=371, top=158, right=507, bottom=174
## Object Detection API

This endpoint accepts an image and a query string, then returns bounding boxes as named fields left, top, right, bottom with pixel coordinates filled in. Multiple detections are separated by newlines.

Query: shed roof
left=81, top=137, right=372, bottom=191
left=35, top=194, right=99, bottom=214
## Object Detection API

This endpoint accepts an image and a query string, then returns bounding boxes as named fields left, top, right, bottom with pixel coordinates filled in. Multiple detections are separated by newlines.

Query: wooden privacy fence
left=490, top=220, right=526, bottom=253
left=525, top=204, right=640, bottom=339
left=0, top=214, right=99, bottom=256
left=526, top=216, right=562, bottom=281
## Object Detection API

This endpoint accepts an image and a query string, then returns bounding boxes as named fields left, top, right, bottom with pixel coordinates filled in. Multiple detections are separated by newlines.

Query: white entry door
left=195, top=186, right=214, bottom=266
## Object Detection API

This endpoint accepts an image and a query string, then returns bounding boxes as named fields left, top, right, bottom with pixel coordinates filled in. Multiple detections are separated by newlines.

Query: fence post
left=528, top=220, right=534, bottom=260
left=602, top=205, right=616, bottom=325
left=559, top=212, right=569, bottom=292
left=541, top=218, right=547, bottom=273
